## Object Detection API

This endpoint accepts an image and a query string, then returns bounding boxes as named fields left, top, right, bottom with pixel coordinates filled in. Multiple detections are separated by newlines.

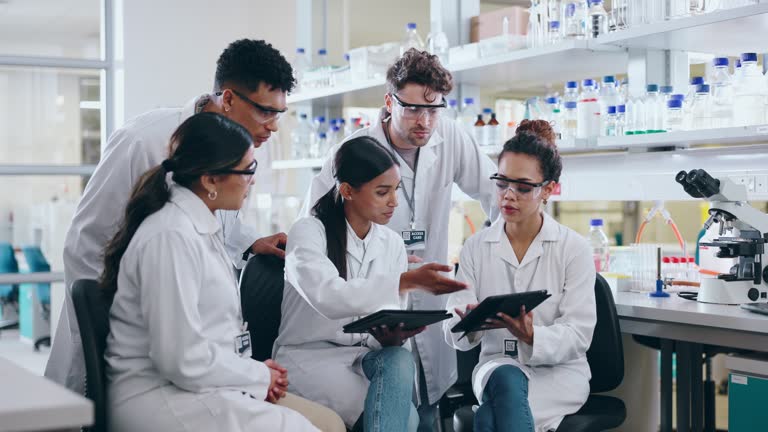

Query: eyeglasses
left=220, top=89, right=287, bottom=125
left=211, top=160, right=258, bottom=180
left=390, top=93, right=446, bottom=120
left=490, top=174, right=550, bottom=201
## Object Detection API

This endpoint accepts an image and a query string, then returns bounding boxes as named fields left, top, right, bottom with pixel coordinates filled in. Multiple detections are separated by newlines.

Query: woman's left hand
left=486, top=306, right=534, bottom=346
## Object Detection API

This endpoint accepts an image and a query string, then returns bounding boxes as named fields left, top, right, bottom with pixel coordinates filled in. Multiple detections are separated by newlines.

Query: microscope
left=676, top=169, right=768, bottom=305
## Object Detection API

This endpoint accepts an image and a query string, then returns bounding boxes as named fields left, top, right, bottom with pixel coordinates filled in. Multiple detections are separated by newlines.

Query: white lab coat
left=273, top=216, right=409, bottom=426
left=46, top=96, right=259, bottom=395
left=444, top=213, right=597, bottom=432
left=302, top=109, right=498, bottom=404
left=106, top=184, right=316, bottom=432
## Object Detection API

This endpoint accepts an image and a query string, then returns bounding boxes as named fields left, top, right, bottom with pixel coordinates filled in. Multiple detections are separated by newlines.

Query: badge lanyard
left=211, top=232, right=247, bottom=333
left=383, top=118, right=419, bottom=230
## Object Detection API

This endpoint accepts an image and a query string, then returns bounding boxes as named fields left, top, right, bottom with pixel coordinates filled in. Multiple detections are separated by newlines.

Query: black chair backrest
left=239, top=253, right=285, bottom=362
left=71, top=279, right=110, bottom=432
left=586, top=273, right=624, bottom=393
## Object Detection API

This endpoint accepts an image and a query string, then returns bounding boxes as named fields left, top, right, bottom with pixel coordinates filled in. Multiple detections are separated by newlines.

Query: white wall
left=121, top=0, right=297, bottom=121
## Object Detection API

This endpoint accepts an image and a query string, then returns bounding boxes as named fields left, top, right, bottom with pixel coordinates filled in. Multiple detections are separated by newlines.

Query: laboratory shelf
left=287, top=41, right=627, bottom=106
left=287, top=77, right=386, bottom=107
left=449, top=40, right=627, bottom=93
left=271, top=158, right=324, bottom=170
left=285, top=5, right=768, bottom=107
left=595, top=3, right=768, bottom=56
left=597, top=124, right=768, bottom=150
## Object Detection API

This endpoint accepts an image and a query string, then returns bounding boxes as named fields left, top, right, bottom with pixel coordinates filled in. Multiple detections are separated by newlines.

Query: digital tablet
left=343, top=310, right=452, bottom=334
left=450, top=290, right=551, bottom=334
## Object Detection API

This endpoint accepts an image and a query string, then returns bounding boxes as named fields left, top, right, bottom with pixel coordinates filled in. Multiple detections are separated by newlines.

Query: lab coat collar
left=486, top=212, right=560, bottom=267
left=372, top=108, right=444, bottom=180
left=179, top=94, right=210, bottom=124
left=169, top=184, right=221, bottom=236
left=345, top=220, right=386, bottom=265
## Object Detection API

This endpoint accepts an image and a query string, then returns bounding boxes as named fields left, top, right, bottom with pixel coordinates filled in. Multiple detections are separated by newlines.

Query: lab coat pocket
left=161, top=386, right=220, bottom=431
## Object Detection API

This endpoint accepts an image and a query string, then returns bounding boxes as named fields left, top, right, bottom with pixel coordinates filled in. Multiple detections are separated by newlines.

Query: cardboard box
left=470, top=6, right=529, bottom=43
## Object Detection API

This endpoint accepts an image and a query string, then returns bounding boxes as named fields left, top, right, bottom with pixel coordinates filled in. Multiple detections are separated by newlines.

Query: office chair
left=72, top=279, right=110, bottom=432
left=452, top=274, right=627, bottom=432
left=238, top=252, right=286, bottom=362
left=22, top=246, right=51, bottom=350
left=0, top=242, right=19, bottom=332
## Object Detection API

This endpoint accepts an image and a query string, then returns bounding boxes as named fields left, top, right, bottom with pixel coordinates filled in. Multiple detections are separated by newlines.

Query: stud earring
left=208, top=190, right=218, bottom=200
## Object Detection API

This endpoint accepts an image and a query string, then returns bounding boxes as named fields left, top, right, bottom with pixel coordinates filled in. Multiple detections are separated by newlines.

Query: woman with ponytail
left=274, top=136, right=468, bottom=431
left=103, top=112, right=341, bottom=432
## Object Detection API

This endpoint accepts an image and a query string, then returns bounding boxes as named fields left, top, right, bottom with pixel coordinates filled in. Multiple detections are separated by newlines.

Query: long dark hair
left=100, top=112, right=253, bottom=302
left=311, top=136, right=399, bottom=279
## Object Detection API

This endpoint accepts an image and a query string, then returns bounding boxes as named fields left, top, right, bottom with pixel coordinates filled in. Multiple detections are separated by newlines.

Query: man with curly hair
left=303, top=48, right=498, bottom=431
left=47, top=39, right=345, bottom=432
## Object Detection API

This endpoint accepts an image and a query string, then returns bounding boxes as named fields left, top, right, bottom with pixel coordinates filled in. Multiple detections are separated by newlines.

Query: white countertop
left=614, top=291, right=768, bottom=335
left=0, top=357, right=93, bottom=432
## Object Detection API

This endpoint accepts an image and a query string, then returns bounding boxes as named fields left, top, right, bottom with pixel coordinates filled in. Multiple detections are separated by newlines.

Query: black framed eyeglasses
left=490, top=174, right=551, bottom=200
left=219, top=89, right=287, bottom=124
left=211, top=160, right=258, bottom=177
left=390, top=93, right=447, bottom=120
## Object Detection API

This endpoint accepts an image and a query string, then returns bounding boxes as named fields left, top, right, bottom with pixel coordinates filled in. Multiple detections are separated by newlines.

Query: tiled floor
left=0, top=329, right=50, bottom=376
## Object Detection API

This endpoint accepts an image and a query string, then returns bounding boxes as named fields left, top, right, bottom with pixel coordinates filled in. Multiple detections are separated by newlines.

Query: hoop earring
left=208, top=190, right=218, bottom=201
left=543, top=198, right=549, bottom=205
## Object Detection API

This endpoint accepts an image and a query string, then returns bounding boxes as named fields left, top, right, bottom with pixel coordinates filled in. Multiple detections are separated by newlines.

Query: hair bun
left=516, top=119, right=556, bottom=146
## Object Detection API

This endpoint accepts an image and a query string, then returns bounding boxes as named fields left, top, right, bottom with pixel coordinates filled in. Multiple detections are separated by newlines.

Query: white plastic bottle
left=564, top=80, right=580, bottom=104
left=588, top=218, right=610, bottom=272
left=577, top=78, right=601, bottom=139
left=480, top=108, right=493, bottom=146
left=316, top=132, right=329, bottom=158
left=461, top=98, right=480, bottom=141
left=426, top=21, right=449, bottom=65
left=665, top=99, right=684, bottom=131
left=711, top=57, right=734, bottom=129
left=691, top=84, right=712, bottom=131
left=291, top=113, right=313, bottom=159
left=599, top=75, right=619, bottom=131
left=733, top=52, right=767, bottom=127
left=563, top=1, right=588, bottom=39
left=292, top=48, right=311, bottom=91
left=587, top=0, right=609, bottom=38
left=644, top=84, right=664, bottom=133
left=605, top=105, right=618, bottom=136
left=315, top=49, right=330, bottom=87
left=400, top=22, right=425, bottom=56
left=445, top=99, right=459, bottom=121
left=548, top=20, right=563, bottom=44
left=616, top=104, right=627, bottom=135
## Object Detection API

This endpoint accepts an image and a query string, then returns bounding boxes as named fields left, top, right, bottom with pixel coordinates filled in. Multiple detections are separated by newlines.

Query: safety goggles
left=211, top=160, right=258, bottom=180
left=390, top=93, right=446, bottom=120
left=490, top=174, right=550, bottom=201
left=221, top=89, right=287, bottom=125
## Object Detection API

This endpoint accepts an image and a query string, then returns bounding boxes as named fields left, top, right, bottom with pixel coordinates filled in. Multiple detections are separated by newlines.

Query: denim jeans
left=474, top=365, right=535, bottom=432
left=361, top=347, right=419, bottom=432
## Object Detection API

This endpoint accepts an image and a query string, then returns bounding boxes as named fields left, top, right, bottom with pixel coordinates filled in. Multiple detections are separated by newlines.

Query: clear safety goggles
left=390, top=93, right=446, bottom=121
left=490, top=174, right=550, bottom=201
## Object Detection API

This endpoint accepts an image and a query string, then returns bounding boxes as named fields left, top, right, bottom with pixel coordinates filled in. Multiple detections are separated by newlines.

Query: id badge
left=504, top=338, right=519, bottom=358
left=234, top=331, right=252, bottom=358
left=402, top=229, right=427, bottom=251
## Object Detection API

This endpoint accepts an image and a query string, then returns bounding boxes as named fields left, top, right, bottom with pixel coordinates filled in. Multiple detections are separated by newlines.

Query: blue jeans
left=474, top=365, right=535, bottom=432
left=362, top=347, right=419, bottom=432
